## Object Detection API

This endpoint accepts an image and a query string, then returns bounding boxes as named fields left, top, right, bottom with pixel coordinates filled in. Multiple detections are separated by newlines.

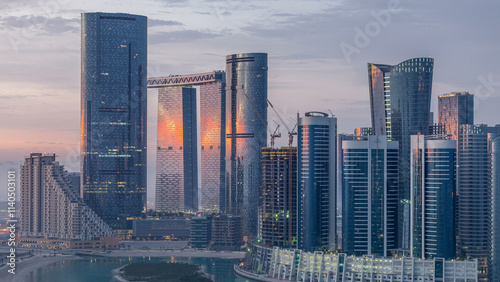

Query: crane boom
left=267, top=98, right=291, bottom=133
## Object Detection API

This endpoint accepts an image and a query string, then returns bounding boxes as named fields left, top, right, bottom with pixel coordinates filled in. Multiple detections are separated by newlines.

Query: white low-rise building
left=246, top=246, right=477, bottom=282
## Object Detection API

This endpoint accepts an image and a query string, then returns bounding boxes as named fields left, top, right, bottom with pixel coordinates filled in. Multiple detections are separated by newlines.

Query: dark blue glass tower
left=225, top=53, right=268, bottom=237
left=368, top=58, right=434, bottom=249
left=342, top=136, right=399, bottom=256
left=81, top=13, right=147, bottom=230
left=490, top=133, right=500, bottom=281
left=410, top=135, right=456, bottom=259
left=297, top=112, right=337, bottom=252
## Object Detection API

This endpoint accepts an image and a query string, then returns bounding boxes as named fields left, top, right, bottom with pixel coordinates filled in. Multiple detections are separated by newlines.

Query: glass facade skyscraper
left=297, top=112, right=336, bottom=252
left=225, top=53, right=268, bottom=237
left=368, top=58, right=434, bottom=249
left=489, top=133, right=500, bottom=281
left=150, top=71, right=226, bottom=212
left=155, top=87, right=197, bottom=211
left=438, top=92, right=474, bottom=141
left=81, top=13, right=147, bottom=230
left=410, top=135, right=456, bottom=260
left=456, top=125, right=490, bottom=279
left=342, top=136, right=399, bottom=256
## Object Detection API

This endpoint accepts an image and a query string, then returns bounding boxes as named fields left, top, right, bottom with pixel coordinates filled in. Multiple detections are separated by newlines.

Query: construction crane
left=241, top=92, right=281, bottom=148
left=266, top=99, right=297, bottom=146
left=266, top=98, right=298, bottom=247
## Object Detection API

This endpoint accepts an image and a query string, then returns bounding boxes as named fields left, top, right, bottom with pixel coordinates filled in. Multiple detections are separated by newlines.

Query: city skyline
left=2, top=1, right=500, bottom=204
left=2, top=2, right=499, bottom=281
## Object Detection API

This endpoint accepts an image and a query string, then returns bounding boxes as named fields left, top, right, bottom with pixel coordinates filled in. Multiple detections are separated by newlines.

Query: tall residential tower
left=20, top=153, right=117, bottom=248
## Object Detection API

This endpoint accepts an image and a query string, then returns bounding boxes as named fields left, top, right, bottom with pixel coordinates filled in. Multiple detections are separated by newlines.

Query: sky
left=1, top=0, right=500, bottom=202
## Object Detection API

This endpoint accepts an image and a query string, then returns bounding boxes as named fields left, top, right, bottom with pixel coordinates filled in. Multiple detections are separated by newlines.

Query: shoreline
left=0, top=249, right=245, bottom=282
left=0, top=254, right=81, bottom=282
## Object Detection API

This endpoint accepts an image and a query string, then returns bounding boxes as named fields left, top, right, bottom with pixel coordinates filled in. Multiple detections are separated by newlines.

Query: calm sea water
left=24, top=256, right=257, bottom=282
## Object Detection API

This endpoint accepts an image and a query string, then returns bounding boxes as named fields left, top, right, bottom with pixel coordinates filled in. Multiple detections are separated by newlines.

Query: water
left=24, top=256, right=257, bottom=282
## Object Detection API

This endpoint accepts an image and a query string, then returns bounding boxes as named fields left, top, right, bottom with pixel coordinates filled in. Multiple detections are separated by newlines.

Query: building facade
left=438, top=92, right=474, bottom=141
left=132, top=219, right=191, bottom=239
left=191, top=216, right=212, bottom=248
left=489, top=133, right=500, bottom=281
left=259, top=147, right=298, bottom=248
left=353, top=127, right=372, bottom=137
left=341, top=136, right=399, bottom=256
left=410, top=135, right=456, bottom=259
left=20, top=153, right=116, bottom=248
left=81, top=12, right=147, bottom=230
left=225, top=53, right=268, bottom=237
left=368, top=58, right=434, bottom=249
left=456, top=125, right=490, bottom=279
left=240, top=246, right=478, bottom=282
left=211, top=214, right=242, bottom=251
left=297, top=112, right=336, bottom=252
left=149, top=71, right=226, bottom=212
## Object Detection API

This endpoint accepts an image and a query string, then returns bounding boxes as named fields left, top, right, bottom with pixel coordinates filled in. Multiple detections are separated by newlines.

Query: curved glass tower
left=297, top=112, right=336, bottom=252
left=81, top=13, right=147, bottom=230
left=368, top=57, right=434, bottom=249
left=225, top=53, right=268, bottom=237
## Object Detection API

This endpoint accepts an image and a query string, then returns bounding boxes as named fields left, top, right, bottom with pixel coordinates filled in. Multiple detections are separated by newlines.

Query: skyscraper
left=336, top=133, right=357, bottom=250
left=297, top=112, right=336, bottom=252
left=20, top=153, right=117, bottom=249
left=259, top=147, right=298, bottom=248
left=225, top=53, right=268, bottom=237
left=489, top=133, right=500, bottom=281
left=438, top=92, right=474, bottom=141
left=342, top=136, right=399, bottom=256
left=353, top=127, right=372, bottom=137
left=156, top=87, right=197, bottom=211
left=368, top=57, right=434, bottom=249
left=149, top=71, right=226, bottom=212
left=456, top=125, right=490, bottom=279
left=81, top=13, right=147, bottom=230
left=410, top=135, right=456, bottom=259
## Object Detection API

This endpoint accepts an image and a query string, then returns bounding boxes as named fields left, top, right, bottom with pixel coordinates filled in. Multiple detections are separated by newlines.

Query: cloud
left=0, top=15, right=79, bottom=34
left=0, top=94, right=38, bottom=99
left=0, top=161, right=22, bottom=166
left=151, top=0, right=191, bottom=7
left=0, top=93, right=59, bottom=100
left=149, top=29, right=226, bottom=44
left=148, top=18, right=183, bottom=27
